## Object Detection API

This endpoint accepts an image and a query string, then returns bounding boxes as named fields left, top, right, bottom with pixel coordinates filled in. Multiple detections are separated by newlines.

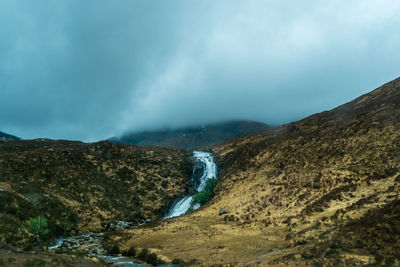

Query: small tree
left=28, top=215, right=48, bottom=246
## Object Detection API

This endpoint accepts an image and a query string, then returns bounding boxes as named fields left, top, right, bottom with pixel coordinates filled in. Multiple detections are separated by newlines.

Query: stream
left=48, top=151, right=217, bottom=266
left=164, top=151, right=217, bottom=219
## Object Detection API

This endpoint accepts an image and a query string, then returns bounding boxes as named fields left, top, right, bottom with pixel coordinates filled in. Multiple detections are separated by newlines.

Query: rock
left=110, top=221, right=137, bottom=230
left=219, top=208, right=228, bottom=216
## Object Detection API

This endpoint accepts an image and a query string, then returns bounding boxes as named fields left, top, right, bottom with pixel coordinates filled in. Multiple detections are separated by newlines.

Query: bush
left=192, top=190, right=212, bottom=205
left=109, top=245, right=120, bottom=255
left=138, top=248, right=149, bottom=261
left=172, top=258, right=186, bottom=265
left=123, top=246, right=136, bottom=257
left=137, top=248, right=164, bottom=265
left=147, top=253, right=159, bottom=265
left=192, top=178, right=217, bottom=206
left=204, top=178, right=217, bottom=192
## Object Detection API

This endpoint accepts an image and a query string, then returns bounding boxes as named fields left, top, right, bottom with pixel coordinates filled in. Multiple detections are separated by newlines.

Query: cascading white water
left=164, top=151, right=217, bottom=219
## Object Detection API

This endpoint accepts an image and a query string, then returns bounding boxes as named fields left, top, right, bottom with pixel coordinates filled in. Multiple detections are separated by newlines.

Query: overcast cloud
left=1, top=0, right=399, bottom=141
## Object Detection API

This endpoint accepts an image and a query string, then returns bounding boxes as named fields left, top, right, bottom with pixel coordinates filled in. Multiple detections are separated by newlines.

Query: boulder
left=219, top=208, right=228, bottom=216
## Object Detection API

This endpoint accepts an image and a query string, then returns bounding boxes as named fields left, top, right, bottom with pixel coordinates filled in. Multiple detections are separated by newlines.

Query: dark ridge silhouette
left=110, top=120, right=271, bottom=150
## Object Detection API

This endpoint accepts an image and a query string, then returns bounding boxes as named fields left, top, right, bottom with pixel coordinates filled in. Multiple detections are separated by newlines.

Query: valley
left=107, top=77, right=400, bottom=265
left=1, top=77, right=400, bottom=266
left=2, top=1, right=399, bottom=266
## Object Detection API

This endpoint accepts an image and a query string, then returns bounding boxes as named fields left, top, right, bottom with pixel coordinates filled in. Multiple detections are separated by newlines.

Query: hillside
left=110, top=120, right=270, bottom=150
left=112, top=77, right=400, bottom=266
left=0, top=131, right=20, bottom=141
left=0, top=140, right=191, bottom=250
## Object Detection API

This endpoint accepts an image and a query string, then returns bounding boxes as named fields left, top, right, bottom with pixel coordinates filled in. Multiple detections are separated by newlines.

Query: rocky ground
left=51, top=232, right=106, bottom=255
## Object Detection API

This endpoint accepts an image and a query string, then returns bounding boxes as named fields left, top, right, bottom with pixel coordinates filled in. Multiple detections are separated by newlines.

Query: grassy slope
left=113, top=120, right=270, bottom=150
left=0, top=140, right=192, bottom=250
left=113, top=77, right=400, bottom=266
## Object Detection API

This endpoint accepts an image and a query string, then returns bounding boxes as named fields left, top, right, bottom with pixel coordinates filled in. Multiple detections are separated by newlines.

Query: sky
left=1, top=0, right=399, bottom=142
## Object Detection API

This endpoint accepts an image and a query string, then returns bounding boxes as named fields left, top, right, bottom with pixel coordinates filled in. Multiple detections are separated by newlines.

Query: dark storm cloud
left=1, top=1, right=399, bottom=141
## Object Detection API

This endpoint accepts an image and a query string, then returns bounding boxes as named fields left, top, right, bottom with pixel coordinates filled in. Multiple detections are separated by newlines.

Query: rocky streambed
left=48, top=151, right=217, bottom=266
left=48, top=222, right=151, bottom=266
left=49, top=232, right=106, bottom=256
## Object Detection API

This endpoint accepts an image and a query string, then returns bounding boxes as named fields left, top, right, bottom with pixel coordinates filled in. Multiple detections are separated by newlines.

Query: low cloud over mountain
left=1, top=1, right=399, bottom=141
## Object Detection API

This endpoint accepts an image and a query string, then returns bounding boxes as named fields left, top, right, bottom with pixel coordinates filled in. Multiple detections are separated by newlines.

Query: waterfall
left=164, top=151, right=217, bottom=219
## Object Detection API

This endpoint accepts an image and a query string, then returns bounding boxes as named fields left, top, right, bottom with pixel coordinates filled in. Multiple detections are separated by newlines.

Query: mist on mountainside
left=1, top=1, right=399, bottom=141
left=110, top=120, right=271, bottom=150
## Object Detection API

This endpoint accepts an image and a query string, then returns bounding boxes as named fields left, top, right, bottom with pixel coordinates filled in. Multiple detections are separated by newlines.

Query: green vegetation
left=29, top=215, right=49, bottom=244
left=191, top=178, right=217, bottom=206
left=186, top=207, right=193, bottom=213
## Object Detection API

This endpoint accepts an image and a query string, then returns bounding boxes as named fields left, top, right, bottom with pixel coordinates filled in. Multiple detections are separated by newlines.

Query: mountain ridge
left=0, top=131, right=20, bottom=141
left=110, top=120, right=271, bottom=150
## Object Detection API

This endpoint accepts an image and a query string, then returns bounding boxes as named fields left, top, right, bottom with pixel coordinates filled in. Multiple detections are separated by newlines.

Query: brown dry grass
left=113, top=78, right=400, bottom=266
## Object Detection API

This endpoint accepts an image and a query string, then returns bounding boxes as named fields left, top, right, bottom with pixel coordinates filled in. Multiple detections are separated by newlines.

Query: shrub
left=192, top=190, right=212, bottom=205
left=138, top=248, right=149, bottom=261
left=172, top=258, right=186, bottom=265
left=204, top=178, right=217, bottom=192
left=192, top=178, right=217, bottom=206
left=123, top=246, right=136, bottom=257
left=186, top=207, right=193, bottom=213
left=109, top=245, right=120, bottom=255
left=147, top=252, right=159, bottom=265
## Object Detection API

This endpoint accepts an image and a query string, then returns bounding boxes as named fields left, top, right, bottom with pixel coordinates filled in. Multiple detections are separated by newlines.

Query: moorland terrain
left=108, top=77, right=400, bottom=266
left=1, top=77, right=400, bottom=266
left=0, top=139, right=192, bottom=265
